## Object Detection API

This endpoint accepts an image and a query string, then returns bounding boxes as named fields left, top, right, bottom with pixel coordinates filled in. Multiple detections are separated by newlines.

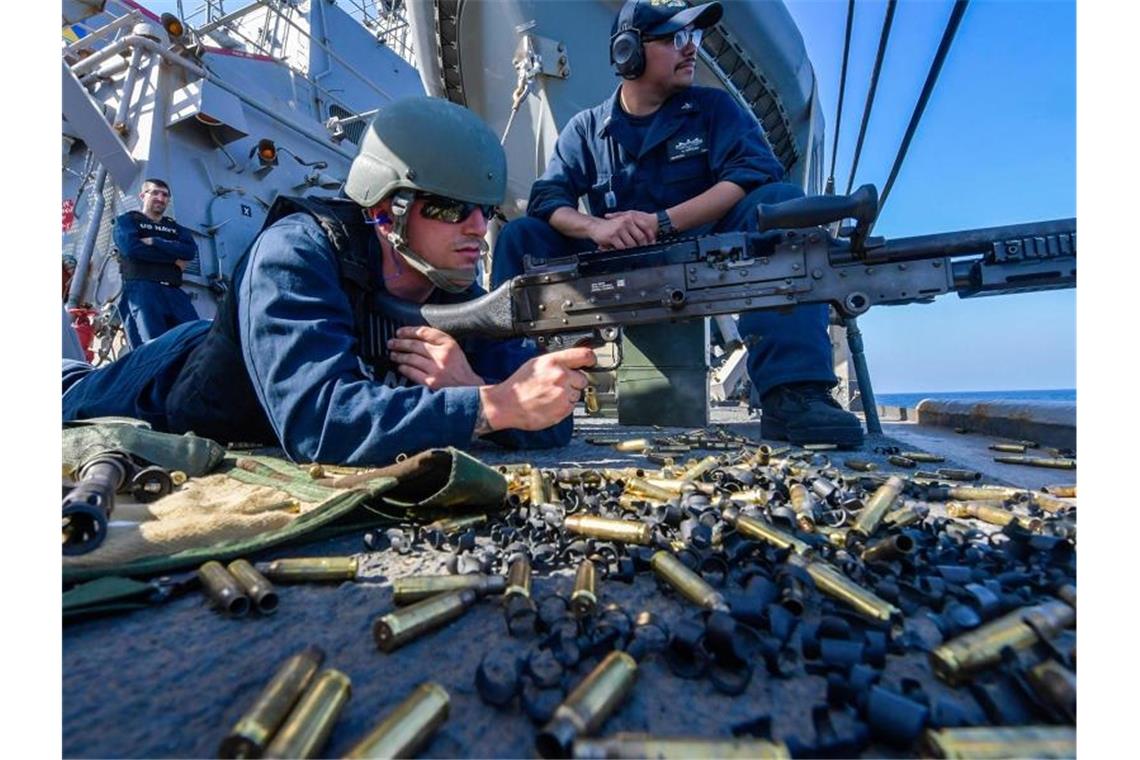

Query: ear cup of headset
left=610, top=29, right=645, bottom=78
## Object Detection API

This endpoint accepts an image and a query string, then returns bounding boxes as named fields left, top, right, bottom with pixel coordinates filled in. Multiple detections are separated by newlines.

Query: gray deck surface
left=62, top=407, right=1075, bottom=758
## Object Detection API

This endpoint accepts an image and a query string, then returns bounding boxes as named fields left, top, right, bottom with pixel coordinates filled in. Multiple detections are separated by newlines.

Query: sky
left=782, top=0, right=1076, bottom=393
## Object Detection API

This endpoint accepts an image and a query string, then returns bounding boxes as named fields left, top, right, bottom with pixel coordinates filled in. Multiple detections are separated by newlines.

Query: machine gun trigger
left=537, top=327, right=623, bottom=371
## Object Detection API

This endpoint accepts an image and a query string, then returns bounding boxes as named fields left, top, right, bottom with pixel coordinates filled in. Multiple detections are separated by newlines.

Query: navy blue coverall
left=492, top=85, right=836, bottom=398
left=64, top=211, right=570, bottom=466
left=113, top=211, right=200, bottom=348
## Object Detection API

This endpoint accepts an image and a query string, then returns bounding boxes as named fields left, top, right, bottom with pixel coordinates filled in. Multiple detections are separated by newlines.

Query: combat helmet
left=345, top=97, right=505, bottom=292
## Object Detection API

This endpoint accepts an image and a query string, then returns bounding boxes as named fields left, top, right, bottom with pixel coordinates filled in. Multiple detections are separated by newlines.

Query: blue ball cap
left=612, top=0, right=723, bottom=37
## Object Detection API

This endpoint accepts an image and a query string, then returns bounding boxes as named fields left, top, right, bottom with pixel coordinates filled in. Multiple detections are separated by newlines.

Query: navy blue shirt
left=236, top=212, right=569, bottom=465
left=528, top=85, right=785, bottom=222
left=113, top=211, right=198, bottom=265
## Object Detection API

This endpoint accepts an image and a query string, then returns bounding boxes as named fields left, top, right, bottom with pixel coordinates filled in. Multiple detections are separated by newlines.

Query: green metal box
left=617, top=320, right=709, bottom=428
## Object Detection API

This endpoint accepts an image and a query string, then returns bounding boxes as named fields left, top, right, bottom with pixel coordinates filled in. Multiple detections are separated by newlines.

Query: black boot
left=760, top=382, right=864, bottom=448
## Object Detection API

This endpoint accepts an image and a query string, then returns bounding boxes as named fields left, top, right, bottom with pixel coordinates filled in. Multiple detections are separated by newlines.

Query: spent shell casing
left=1026, top=660, right=1076, bottom=721
left=624, top=477, right=676, bottom=502
left=424, top=513, right=488, bottom=534
left=218, top=645, right=326, bottom=758
left=888, top=455, right=917, bottom=468
left=944, top=485, right=1024, bottom=502
left=505, top=555, right=532, bottom=600
left=993, top=456, right=1076, bottom=470
left=198, top=560, right=251, bottom=617
left=373, top=589, right=477, bottom=653
left=727, top=488, right=771, bottom=506
left=564, top=514, right=652, bottom=545
left=815, top=525, right=852, bottom=549
left=680, top=455, right=720, bottom=482
left=227, top=559, right=279, bottom=615
left=931, top=598, right=1075, bottom=684
left=844, top=458, right=877, bottom=472
left=262, top=668, right=351, bottom=759
left=529, top=468, right=549, bottom=505
left=724, top=508, right=812, bottom=555
left=989, top=443, right=1028, bottom=453
left=860, top=534, right=916, bottom=563
left=614, top=438, right=651, bottom=453
left=787, top=555, right=900, bottom=623
left=343, top=682, right=450, bottom=759
left=946, top=502, right=1042, bottom=532
left=899, top=451, right=945, bottom=463
left=573, top=734, right=791, bottom=759
left=1033, top=493, right=1074, bottom=513
left=583, top=386, right=600, bottom=415
left=392, top=574, right=506, bottom=605
left=936, top=468, right=982, bottom=481
left=650, top=551, right=728, bottom=612
left=1044, top=484, right=1076, bottom=498
left=537, top=651, right=638, bottom=759
left=788, top=484, right=817, bottom=532
left=572, top=559, right=598, bottom=618
left=851, top=476, right=906, bottom=538
left=255, top=556, right=359, bottom=583
left=922, top=726, right=1075, bottom=759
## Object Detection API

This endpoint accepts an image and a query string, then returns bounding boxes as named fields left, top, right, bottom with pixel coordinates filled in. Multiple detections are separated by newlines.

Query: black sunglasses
left=418, top=193, right=497, bottom=224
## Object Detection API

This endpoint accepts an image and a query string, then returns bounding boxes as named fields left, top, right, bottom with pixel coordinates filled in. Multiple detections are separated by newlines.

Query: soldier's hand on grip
left=478, top=347, right=596, bottom=431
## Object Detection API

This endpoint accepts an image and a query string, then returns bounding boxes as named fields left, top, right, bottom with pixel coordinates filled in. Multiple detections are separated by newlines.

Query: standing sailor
left=491, top=0, right=864, bottom=448
left=113, top=178, right=199, bottom=347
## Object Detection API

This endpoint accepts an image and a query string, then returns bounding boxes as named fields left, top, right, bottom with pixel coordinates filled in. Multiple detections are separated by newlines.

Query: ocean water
left=873, top=388, right=1076, bottom=409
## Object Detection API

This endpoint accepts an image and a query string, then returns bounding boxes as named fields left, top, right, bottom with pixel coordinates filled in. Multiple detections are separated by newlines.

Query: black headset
left=610, top=2, right=645, bottom=79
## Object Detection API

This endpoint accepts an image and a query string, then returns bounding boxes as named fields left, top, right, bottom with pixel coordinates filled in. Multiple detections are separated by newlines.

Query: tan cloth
left=62, top=473, right=322, bottom=571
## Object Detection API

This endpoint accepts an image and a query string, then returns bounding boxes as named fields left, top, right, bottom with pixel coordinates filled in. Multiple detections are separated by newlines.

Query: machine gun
left=375, top=185, right=1075, bottom=370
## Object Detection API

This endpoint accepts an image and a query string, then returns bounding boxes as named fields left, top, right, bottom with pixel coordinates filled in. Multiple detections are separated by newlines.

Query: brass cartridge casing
left=614, top=438, right=650, bottom=453
left=946, top=502, right=1042, bottom=532
left=425, top=513, right=488, bottom=534
left=564, top=514, right=652, bottom=545
left=815, top=526, right=852, bottom=549
left=851, top=476, right=906, bottom=538
left=650, top=551, right=729, bottom=612
left=680, top=455, right=720, bottom=482
left=645, top=478, right=714, bottom=495
left=618, top=494, right=661, bottom=512
left=989, top=443, right=1028, bottom=453
left=945, top=485, right=1023, bottom=502
left=1044, top=484, right=1076, bottom=498
left=572, top=734, right=791, bottom=759
left=922, top=726, right=1075, bottom=759
left=392, top=574, right=506, bottom=605
left=537, top=651, right=639, bottom=759
left=227, top=559, right=279, bottom=615
left=884, top=501, right=929, bottom=528
left=860, top=534, right=916, bottom=563
left=262, top=669, right=352, bottom=759
left=219, top=645, right=326, bottom=758
left=936, top=468, right=982, bottom=481
left=726, top=509, right=812, bottom=556
left=373, top=589, right=477, bottom=653
left=747, top=445, right=772, bottom=467
left=1033, top=493, right=1074, bottom=513
left=888, top=455, right=917, bottom=468
left=255, top=556, right=359, bottom=583
left=844, top=459, right=877, bottom=472
left=624, top=477, right=676, bottom=502
left=583, top=386, right=600, bottom=415
left=343, top=682, right=450, bottom=760
left=993, top=456, right=1076, bottom=470
left=900, top=451, right=946, bottom=463
left=572, top=559, right=598, bottom=617
left=788, top=484, right=817, bottom=531
left=931, top=598, right=1076, bottom=684
left=1027, top=660, right=1076, bottom=721
left=788, top=555, right=900, bottom=623
left=529, top=469, right=550, bottom=505
left=505, top=555, right=532, bottom=600
left=198, top=560, right=251, bottom=617
left=727, top=488, right=771, bottom=506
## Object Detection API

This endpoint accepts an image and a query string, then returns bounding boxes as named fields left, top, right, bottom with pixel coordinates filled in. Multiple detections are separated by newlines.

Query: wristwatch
left=656, top=210, right=675, bottom=236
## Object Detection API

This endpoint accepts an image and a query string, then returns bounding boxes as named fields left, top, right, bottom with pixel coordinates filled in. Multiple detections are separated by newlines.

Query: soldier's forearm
left=666, top=181, right=745, bottom=232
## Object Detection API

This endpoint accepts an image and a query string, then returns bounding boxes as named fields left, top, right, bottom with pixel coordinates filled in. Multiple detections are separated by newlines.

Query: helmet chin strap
left=384, top=191, right=479, bottom=293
